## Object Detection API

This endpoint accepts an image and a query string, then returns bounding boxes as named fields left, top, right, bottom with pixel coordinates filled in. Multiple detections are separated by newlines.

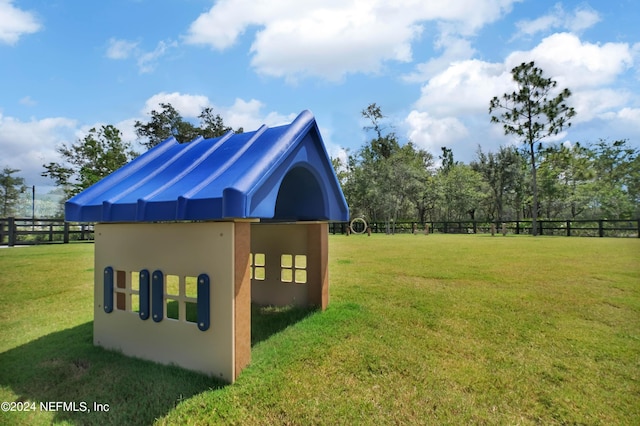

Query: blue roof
left=65, top=110, right=349, bottom=223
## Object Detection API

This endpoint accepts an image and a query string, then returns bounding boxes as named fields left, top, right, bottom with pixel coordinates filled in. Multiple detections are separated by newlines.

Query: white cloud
left=412, top=33, right=634, bottom=120
left=0, top=113, right=77, bottom=186
left=142, top=92, right=211, bottom=119
left=184, top=0, right=518, bottom=81
left=566, top=6, right=601, bottom=33
left=406, top=29, right=639, bottom=161
left=415, top=59, right=508, bottom=115
left=19, top=96, right=36, bottom=106
left=516, top=12, right=560, bottom=37
left=616, top=107, right=640, bottom=123
left=140, top=93, right=296, bottom=133
left=570, top=89, right=630, bottom=123
left=114, top=118, right=140, bottom=145
left=601, top=107, right=640, bottom=129
left=0, top=0, right=41, bottom=45
left=506, top=33, right=634, bottom=88
left=106, top=38, right=139, bottom=59
left=221, top=98, right=296, bottom=130
left=105, top=38, right=177, bottom=73
left=137, top=40, right=178, bottom=74
left=405, top=110, right=469, bottom=152
left=404, top=33, right=476, bottom=82
left=515, top=3, right=600, bottom=37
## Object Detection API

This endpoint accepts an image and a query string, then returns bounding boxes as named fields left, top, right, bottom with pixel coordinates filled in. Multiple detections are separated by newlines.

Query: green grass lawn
left=1, top=235, right=639, bottom=425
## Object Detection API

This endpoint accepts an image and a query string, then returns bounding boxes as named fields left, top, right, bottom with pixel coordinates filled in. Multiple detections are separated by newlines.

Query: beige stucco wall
left=94, top=221, right=241, bottom=382
left=251, top=222, right=328, bottom=309
left=93, top=221, right=327, bottom=382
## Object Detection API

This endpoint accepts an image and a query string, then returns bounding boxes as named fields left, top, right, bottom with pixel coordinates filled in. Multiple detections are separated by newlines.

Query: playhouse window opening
left=116, top=292, right=126, bottom=310
left=131, top=293, right=140, bottom=313
left=116, top=270, right=126, bottom=289
left=110, top=269, right=148, bottom=313
left=166, top=275, right=180, bottom=296
left=185, top=276, right=198, bottom=298
left=295, top=255, right=307, bottom=283
left=166, top=299, right=179, bottom=320
left=185, top=301, right=198, bottom=323
left=280, top=254, right=307, bottom=284
left=115, top=269, right=127, bottom=310
left=251, top=253, right=266, bottom=281
left=107, top=268, right=204, bottom=326
left=131, top=271, right=140, bottom=292
left=163, top=274, right=199, bottom=323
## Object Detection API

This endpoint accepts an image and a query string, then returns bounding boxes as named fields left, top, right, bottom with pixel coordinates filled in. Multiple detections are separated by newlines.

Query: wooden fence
left=329, top=219, right=640, bottom=238
left=0, top=217, right=94, bottom=246
left=2, top=217, right=638, bottom=246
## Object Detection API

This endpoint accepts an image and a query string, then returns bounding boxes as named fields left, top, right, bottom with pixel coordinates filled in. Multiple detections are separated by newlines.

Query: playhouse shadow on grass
left=0, top=322, right=217, bottom=425
left=0, top=307, right=316, bottom=425
left=65, top=110, right=348, bottom=383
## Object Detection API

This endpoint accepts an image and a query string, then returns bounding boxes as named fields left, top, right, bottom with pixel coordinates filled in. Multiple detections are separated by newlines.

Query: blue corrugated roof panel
left=65, top=110, right=349, bottom=223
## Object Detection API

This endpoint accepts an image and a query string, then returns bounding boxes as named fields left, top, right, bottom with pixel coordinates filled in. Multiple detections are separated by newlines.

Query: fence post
left=64, top=222, right=70, bottom=243
left=0, top=220, right=4, bottom=245
left=599, top=220, right=604, bottom=238
left=566, top=220, right=571, bottom=237
left=8, top=217, right=16, bottom=247
left=515, top=221, right=520, bottom=235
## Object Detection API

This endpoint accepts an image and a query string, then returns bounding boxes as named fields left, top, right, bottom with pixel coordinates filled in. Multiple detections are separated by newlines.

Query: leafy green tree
left=135, top=103, right=200, bottom=148
left=341, top=104, right=434, bottom=228
left=361, top=103, right=399, bottom=160
left=439, top=146, right=457, bottom=174
left=489, top=61, right=576, bottom=235
left=344, top=104, right=399, bottom=223
left=398, top=143, right=435, bottom=223
left=436, top=163, right=485, bottom=221
left=42, top=125, right=137, bottom=199
left=537, top=143, right=592, bottom=219
left=588, top=139, right=639, bottom=219
left=378, top=143, right=434, bottom=230
left=472, top=145, right=525, bottom=221
left=135, top=103, right=243, bottom=149
left=0, top=167, right=27, bottom=216
left=340, top=152, right=370, bottom=219
left=347, top=140, right=390, bottom=222
left=199, top=107, right=242, bottom=138
left=331, top=155, right=347, bottom=188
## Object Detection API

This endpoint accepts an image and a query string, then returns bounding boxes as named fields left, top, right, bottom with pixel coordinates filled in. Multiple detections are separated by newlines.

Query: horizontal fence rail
left=329, top=219, right=640, bottom=238
left=0, top=217, right=94, bottom=246
left=2, top=217, right=638, bottom=246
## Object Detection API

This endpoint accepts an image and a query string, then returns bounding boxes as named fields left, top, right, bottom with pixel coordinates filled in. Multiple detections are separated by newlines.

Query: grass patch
left=1, top=235, right=639, bottom=425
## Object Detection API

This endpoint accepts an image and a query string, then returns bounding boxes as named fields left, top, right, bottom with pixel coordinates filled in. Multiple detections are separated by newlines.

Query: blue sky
left=1, top=0, right=639, bottom=193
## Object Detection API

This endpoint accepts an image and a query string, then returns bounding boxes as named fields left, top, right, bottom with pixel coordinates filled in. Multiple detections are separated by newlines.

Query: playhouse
left=65, top=110, right=349, bottom=383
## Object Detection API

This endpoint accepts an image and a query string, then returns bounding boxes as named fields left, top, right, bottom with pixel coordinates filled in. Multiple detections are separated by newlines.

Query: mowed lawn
left=0, top=234, right=639, bottom=425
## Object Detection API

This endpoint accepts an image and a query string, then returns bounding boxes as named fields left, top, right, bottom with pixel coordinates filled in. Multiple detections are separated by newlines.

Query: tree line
left=336, top=127, right=639, bottom=225
left=0, top=62, right=638, bottom=224
left=338, top=63, right=638, bottom=227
